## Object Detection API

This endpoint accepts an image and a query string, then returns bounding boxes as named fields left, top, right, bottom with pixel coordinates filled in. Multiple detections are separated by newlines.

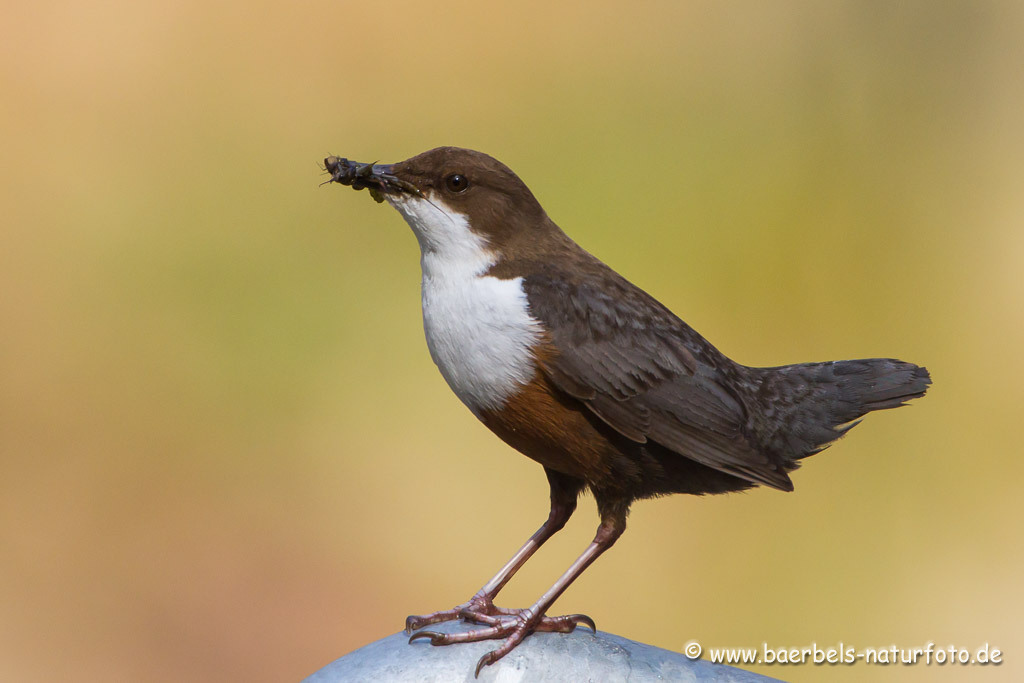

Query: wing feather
left=523, top=272, right=791, bottom=490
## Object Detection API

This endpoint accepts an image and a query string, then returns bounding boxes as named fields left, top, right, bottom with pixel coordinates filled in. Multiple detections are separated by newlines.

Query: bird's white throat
left=386, top=194, right=543, bottom=414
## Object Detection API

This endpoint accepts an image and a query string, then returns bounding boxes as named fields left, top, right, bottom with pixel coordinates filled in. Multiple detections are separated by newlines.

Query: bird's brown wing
left=522, top=271, right=793, bottom=490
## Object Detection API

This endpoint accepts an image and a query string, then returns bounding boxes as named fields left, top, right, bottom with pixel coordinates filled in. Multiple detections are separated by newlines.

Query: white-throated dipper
left=322, top=146, right=930, bottom=675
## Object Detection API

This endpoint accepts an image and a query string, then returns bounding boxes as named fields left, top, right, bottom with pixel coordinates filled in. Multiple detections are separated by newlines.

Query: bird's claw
left=407, top=630, right=446, bottom=645
left=567, top=613, right=597, bottom=632
left=405, top=612, right=447, bottom=634
left=475, top=651, right=498, bottom=678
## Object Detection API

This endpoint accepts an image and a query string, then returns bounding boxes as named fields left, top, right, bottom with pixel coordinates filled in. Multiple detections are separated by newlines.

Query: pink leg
left=405, top=470, right=582, bottom=633
left=410, top=511, right=626, bottom=677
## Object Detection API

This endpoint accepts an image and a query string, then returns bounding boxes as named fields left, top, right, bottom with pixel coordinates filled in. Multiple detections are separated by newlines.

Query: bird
left=322, top=146, right=931, bottom=675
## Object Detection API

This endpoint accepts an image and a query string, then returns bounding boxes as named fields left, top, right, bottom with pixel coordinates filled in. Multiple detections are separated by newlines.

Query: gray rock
left=303, top=620, right=780, bottom=682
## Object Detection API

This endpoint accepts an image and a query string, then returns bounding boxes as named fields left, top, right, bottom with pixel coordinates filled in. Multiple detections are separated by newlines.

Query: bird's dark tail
left=752, top=358, right=931, bottom=461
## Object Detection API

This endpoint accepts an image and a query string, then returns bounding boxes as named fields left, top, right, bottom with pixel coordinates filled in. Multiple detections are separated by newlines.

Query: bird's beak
left=323, top=156, right=423, bottom=203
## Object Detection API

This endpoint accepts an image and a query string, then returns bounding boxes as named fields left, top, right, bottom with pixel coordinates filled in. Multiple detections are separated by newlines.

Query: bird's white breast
left=387, top=194, right=543, bottom=415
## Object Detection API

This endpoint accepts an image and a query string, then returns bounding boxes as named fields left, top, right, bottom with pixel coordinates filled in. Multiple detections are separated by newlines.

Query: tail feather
left=753, top=358, right=931, bottom=461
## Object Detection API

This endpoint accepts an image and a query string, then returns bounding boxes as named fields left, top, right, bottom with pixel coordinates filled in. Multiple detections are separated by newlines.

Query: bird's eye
left=444, top=173, right=469, bottom=193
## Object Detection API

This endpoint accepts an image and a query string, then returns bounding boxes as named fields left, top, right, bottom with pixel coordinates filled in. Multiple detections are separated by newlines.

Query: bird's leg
left=405, top=469, right=582, bottom=633
left=410, top=504, right=628, bottom=677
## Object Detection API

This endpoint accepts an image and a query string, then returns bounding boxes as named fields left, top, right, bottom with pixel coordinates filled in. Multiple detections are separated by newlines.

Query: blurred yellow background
left=2, top=1, right=1021, bottom=681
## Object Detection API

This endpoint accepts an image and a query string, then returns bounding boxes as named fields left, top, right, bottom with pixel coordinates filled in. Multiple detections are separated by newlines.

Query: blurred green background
left=2, top=1, right=1021, bottom=681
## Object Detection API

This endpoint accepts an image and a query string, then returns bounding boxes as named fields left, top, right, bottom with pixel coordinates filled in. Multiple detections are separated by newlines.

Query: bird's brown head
left=324, top=147, right=559, bottom=260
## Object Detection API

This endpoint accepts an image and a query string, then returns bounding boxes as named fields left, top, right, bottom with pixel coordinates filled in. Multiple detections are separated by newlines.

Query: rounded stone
left=303, top=621, right=778, bottom=682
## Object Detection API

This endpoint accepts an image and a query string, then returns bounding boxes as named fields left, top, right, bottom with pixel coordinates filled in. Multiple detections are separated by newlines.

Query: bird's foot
left=404, top=594, right=503, bottom=633
left=406, top=593, right=540, bottom=632
left=408, top=606, right=596, bottom=676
